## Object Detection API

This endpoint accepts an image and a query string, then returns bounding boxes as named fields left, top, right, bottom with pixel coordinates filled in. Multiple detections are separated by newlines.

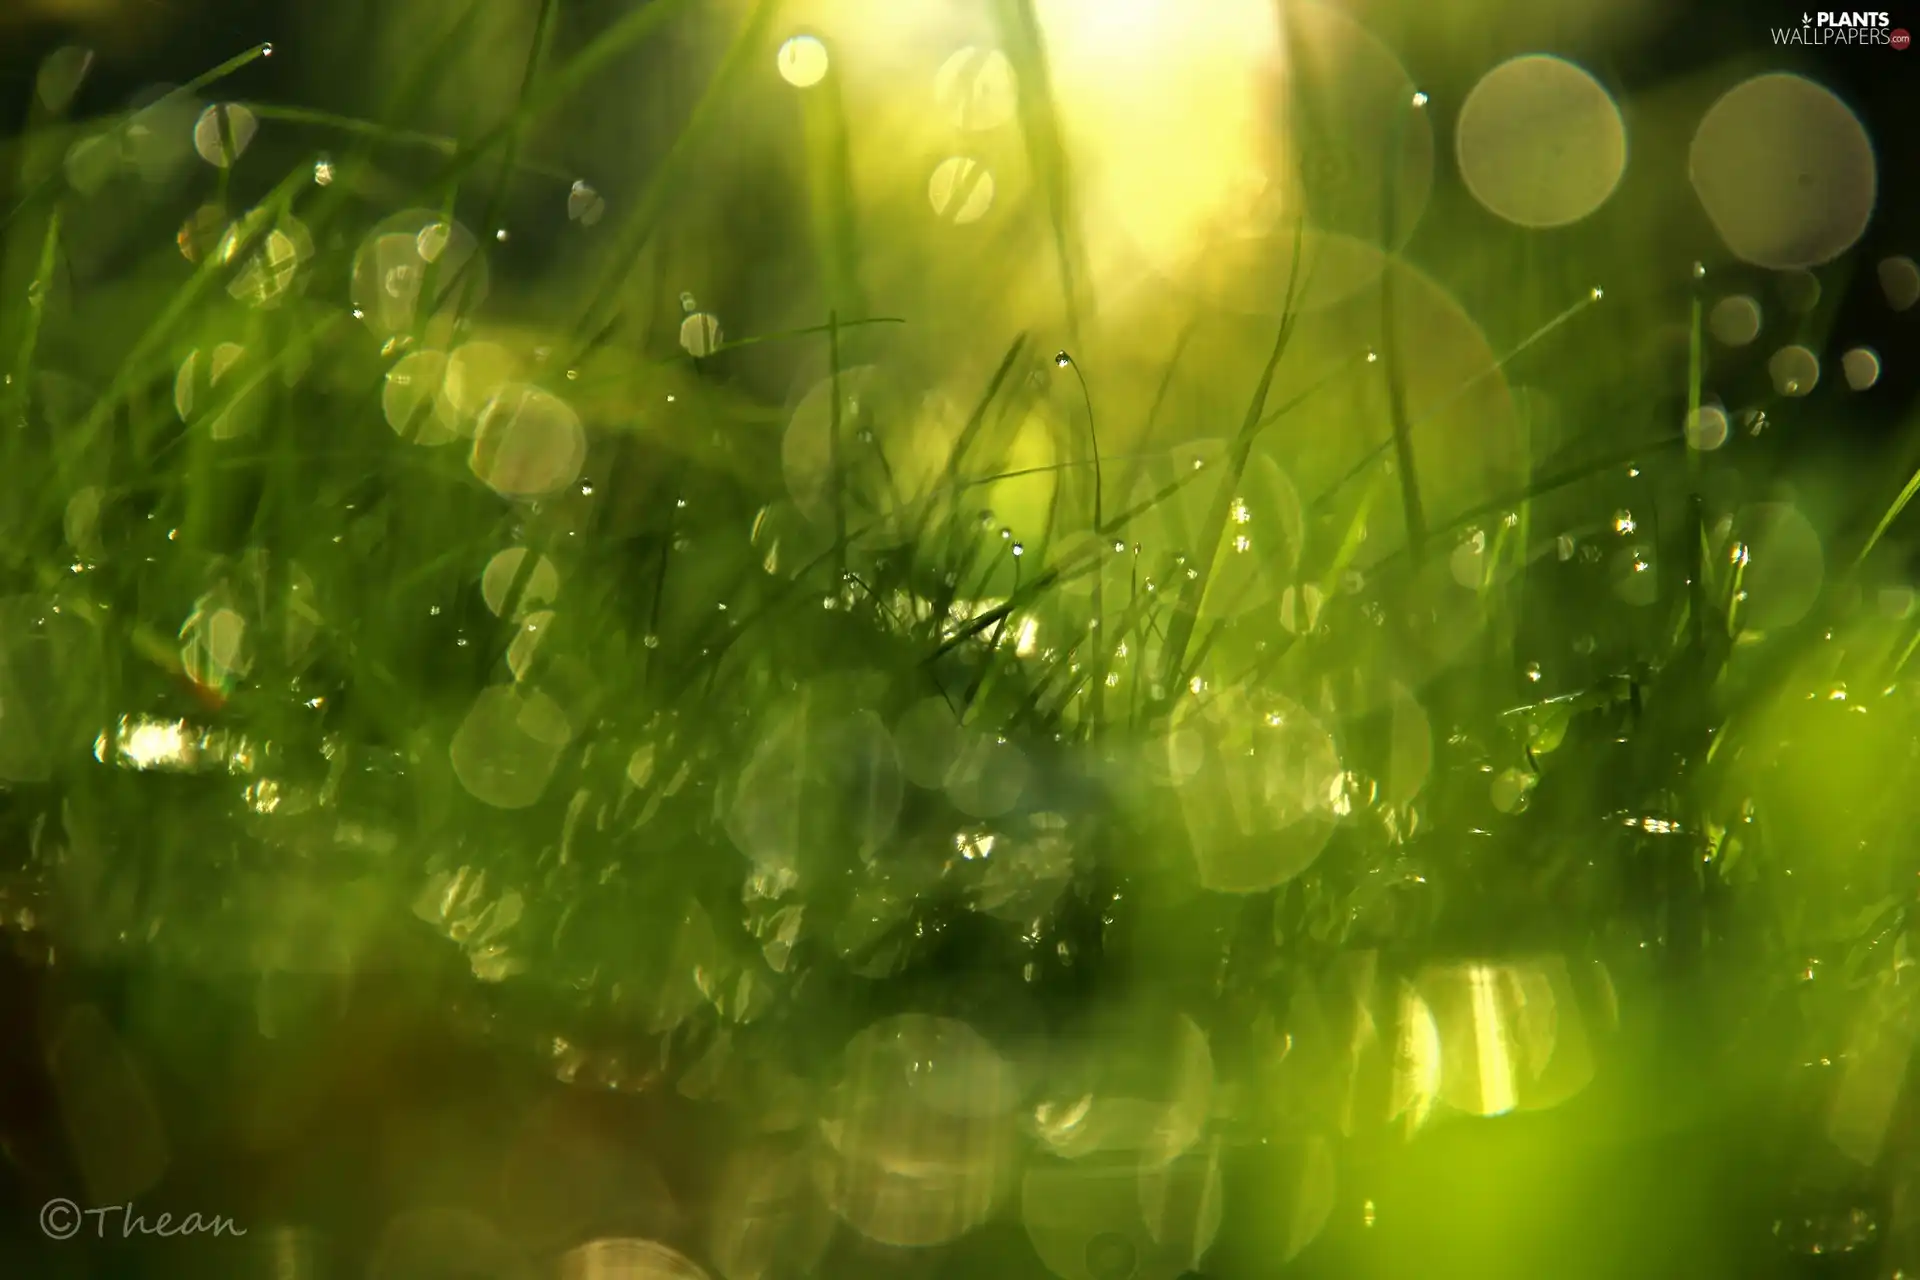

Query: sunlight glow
left=1038, top=0, right=1282, bottom=285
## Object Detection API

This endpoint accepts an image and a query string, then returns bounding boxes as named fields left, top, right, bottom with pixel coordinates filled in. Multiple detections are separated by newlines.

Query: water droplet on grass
left=566, top=180, right=605, bottom=227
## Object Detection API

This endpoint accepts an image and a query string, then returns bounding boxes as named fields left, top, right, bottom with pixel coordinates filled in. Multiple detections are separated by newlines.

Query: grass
left=0, top=4, right=1917, bottom=1274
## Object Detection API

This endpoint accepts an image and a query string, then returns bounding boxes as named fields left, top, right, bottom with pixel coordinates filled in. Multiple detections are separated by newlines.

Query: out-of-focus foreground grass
left=0, top=1, right=1917, bottom=1278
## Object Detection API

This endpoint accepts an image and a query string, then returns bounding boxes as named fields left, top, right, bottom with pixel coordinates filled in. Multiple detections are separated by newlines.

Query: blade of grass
left=6, top=207, right=60, bottom=414
left=1309, top=285, right=1604, bottom=513
left=2, top=43, right=274, bottom=238
left=474, top=0, right=563, bottom=263
left=914, top=334, right=1030, bottom=570
left=1358, top=433, right=1689, bottom=583
left=991, top=0, right=1085, bottom=336
left=1379, top=261, right=1425, bottom=564
left=1157, top=219, right=1308, bottom=698
left=566, top=0, right=785, bottom=357
left=1856, top=445, right=1920, bottom=568
left=435, top=0, right=703, bottom=199
left=829, top=310, right=847, bottom=577
left=798, top=52, right=866, bottom=320
left=294, top=0, right=492, bottom=242
left=69, top=166, right=311, bottom=480
left=1059, top=352, right=1105, bottom=729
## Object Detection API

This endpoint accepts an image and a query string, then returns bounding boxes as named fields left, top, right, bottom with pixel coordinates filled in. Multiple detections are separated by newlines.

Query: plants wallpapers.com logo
left=1773, top=11, right=1911, bottom=46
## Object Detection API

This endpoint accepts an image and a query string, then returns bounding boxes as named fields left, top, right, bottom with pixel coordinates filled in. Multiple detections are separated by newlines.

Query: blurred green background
left=0, top=1, right=1916, bottom=1277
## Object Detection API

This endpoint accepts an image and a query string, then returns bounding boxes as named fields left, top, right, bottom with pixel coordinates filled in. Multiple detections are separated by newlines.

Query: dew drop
left=259, top=41, right=274, bottom=57
left=1691, top=261, right=1706, bottom=279
left=1411, top=90, right=1429, bottom=107
left=1590, top=286, right=1604, bottom=301
left=1053, top=350, right=1072, bottom=368
left=776, top=34, right=830, bottom=88
left=1011, top=543, right=1024, bottom=557
left=566, top=180, right=606, bottom=227
left=643, top=634, right=660, bottom=649
left=494, top=229, right=509, bottom=243
left=680, top=291, right=698, bottom=313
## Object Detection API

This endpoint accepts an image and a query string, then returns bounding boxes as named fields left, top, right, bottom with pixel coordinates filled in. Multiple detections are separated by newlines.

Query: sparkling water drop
left=1411, top=90, right=1429, bottom=107
left=1053, top=350, right=1072, bottom=368
left=566, top=180, right=606, bottom=227
left=260, top=41, right=274, bottom=57
left=680, top=291, right=698, bottom=313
